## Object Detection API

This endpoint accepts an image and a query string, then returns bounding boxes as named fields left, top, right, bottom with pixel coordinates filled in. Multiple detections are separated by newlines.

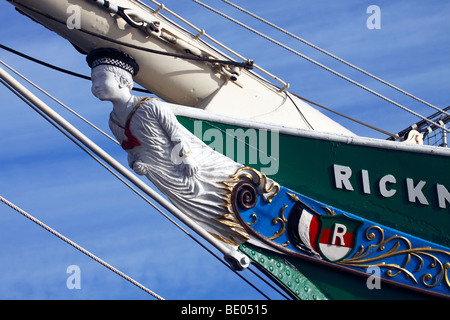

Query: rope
left=286, top=92, right=314, bottom=130
left=9, top=2, right=253, bottom=70
left=289, top=92, right=403, bottom=140
left=5, top=4, right=423, bottom=140
left=9, top=1, right=449, bottom=137
left=0, top=59, right=120, bottom=146
left=192, top=0, right=450, bottom=135
left=220, top=0, right=450, bottom=118
left=1, top=45, right=399, bottom=141
left=0, top=43, right=150, bottom=94
left=0, top=195, right=165, bottom=300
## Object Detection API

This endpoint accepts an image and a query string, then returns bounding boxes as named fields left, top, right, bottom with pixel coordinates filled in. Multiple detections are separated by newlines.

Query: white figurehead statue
left=86, top=48, right=270, bottom=248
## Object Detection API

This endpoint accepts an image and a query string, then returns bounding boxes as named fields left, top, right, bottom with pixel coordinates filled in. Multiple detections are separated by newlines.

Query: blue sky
left=0, top=0, right=449, bottom=300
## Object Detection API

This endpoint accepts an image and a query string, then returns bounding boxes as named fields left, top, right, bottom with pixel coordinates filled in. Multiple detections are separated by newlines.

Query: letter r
left=332, top=223, right=347, bottom=246
left=333, top=164, right=354, bottom=191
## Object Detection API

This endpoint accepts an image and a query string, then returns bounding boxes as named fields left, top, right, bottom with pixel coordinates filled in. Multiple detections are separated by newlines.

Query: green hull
left=177, top=112, right=450, bottom=299
left=239, top=243, right=430, bottom=300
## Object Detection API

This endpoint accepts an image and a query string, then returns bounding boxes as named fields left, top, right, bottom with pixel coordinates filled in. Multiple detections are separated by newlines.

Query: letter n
left=437, top=184, right=450, bottom=209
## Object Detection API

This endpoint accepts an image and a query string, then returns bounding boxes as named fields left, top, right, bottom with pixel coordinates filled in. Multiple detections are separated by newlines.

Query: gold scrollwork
left=339, top=225, right=450, bottom=289
left=219, top=166, right=280, bottom=214
left=268, top=205, right=290, bottom=247
left=216, top=167, right=281, bottom=244
left=322, top=207, right=336, bottom=216
left=231, top=167, right=280, bottom=203
left=248, top=214, right=257, bottom=226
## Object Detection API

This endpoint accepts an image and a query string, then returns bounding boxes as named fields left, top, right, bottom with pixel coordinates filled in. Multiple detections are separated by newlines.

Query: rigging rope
left=290, top=92, right=403, bottom=140
left=192, top=0, right=450, bottom=135
left=0, top=63, right=280, bottom=299
left=0, top=59, right=119, bottom=146
left=220, top=0, right=450, bottom=119
left=0, top=194, right=164, bottom=300
left=1, top=43, right=399, bottom=140
left=10, top=2, right=253, bottom=70
left=4, top=3, right=408, bottom=140
left=8, top=0, right=448, bottom=138
left=0, top=43, right=151, bottom=94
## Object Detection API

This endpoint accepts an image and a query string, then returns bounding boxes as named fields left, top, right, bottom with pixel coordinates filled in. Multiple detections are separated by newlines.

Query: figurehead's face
left=91, top=65, right=133, bottom=102
left=91, top=66, right=120, bottom=101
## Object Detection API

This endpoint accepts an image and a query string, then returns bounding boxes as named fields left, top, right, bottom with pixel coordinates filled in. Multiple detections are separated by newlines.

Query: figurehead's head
left=87, top=48, right=139, bottom=101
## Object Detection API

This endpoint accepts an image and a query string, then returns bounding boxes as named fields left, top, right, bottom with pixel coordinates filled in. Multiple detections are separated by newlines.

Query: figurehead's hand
left=182, top=156, right=198, bottom=177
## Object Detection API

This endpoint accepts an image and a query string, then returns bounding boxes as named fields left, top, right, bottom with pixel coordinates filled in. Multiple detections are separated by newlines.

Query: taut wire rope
left=0, top=45, right=400, bottom=141
left=0, top=194, right=164, bottom=300
left=0, top=59, right=119, bottom=146
left=191, top=0, right=450, bottom=134
left=0, top=64, right=282, bottom=299
left=220, top=0, right=450, bottom=118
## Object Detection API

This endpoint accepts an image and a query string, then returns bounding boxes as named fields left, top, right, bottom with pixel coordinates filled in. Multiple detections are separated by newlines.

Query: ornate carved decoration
left=219, top=166, right=280, bottom=216
left=340, top=225, right=450, bottom=289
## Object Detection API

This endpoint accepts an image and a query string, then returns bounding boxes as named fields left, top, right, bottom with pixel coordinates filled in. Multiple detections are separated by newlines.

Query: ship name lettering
left=333, top=164, right=450, bottom=209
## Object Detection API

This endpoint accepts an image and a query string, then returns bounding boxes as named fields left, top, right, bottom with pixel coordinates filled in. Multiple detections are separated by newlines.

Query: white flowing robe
left=109, top=96, right=248, bottom=246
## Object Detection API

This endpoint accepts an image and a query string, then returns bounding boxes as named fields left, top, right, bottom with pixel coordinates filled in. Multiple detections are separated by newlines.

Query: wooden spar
left=0, top=64, right=250, bottom=271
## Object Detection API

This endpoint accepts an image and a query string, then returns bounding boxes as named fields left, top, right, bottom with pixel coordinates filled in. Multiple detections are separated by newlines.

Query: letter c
left=379, top=174, right=396, bottom=197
